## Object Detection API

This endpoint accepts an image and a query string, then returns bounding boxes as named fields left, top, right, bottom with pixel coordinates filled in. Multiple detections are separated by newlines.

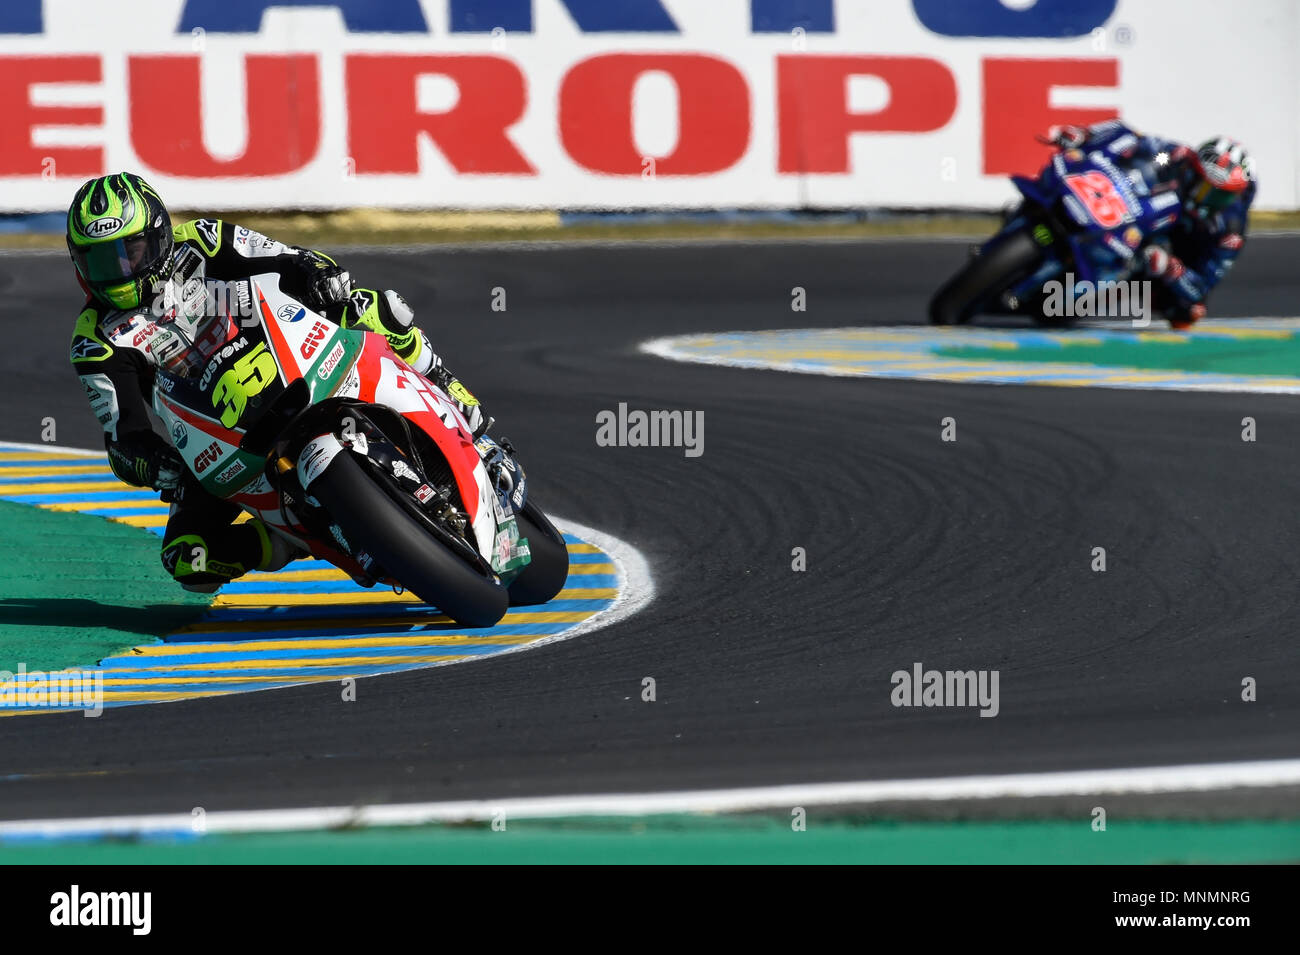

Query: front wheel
left=310, top=451, right=508, bottom=627
left=928, top=230, right=1044, bottom=326
left=507, top=501, right=570, bottom=607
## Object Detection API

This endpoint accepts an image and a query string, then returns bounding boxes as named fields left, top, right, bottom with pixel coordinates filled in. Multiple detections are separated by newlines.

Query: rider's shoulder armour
left=70, top=301, right=168, bottom=371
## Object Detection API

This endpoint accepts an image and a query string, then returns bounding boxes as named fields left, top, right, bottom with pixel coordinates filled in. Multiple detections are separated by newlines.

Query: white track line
left=641, top=331, right=881, bottom=379
left=0, top=440, right=102, bottom=454
left=409, top=514, right=657, bottom=666
left=548, top=515, right=656, bottom=639
left=1, top=758, right=1297, bottom=839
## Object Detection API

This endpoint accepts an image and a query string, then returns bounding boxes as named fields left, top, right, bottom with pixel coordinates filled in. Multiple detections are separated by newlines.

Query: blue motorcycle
left=929, top=144, right=1182, bottom=326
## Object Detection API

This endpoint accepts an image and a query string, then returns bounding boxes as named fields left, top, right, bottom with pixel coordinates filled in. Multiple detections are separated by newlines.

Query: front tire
left=310, top=451, right=508, bottom=627
left=507, top=501, right=570, bottom=607
left=929, top=230, right=1044, bottom=326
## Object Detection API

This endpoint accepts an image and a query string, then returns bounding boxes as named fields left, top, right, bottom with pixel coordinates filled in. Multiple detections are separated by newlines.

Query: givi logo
left=193, top=441, right=222, bottom=474
left=301, top=321, right=330, bottom=360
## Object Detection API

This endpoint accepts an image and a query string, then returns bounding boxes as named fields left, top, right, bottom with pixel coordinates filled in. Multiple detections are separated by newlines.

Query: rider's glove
left=147, top=445, right=185, bottom=491
left=296, top=250, right=352, bottom=312
left=1142, top=244, right=1185, bottom=279
left=111, top=440, right=184, bottom=491
left=1046, top=124, right=1088, bottom=149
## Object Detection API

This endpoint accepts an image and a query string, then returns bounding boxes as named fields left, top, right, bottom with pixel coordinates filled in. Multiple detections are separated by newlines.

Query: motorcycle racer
left=67, top=172, right=486, bottom=591
left=1045, top=120, right=1255, bottom=329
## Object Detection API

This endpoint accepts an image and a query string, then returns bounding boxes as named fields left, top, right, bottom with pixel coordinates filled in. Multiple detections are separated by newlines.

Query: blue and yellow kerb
left=0, top=444, right=618, bottom=713
left=645, top=320, right=1300, bottom=394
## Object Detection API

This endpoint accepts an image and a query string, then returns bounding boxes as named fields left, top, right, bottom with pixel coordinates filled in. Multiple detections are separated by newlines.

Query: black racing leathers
left=70, top=219, right=348, bottom=587
left=70, top=218, right=345, bottom=490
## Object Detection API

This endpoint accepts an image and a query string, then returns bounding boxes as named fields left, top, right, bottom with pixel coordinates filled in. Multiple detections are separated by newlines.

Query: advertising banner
left=0, top=0, right=1292, bottom=210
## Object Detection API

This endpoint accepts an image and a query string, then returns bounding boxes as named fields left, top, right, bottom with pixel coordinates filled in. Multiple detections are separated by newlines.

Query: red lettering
left=559, top=54, right=750, bottom=176
left=982, top=58, right=1118, bottom=176
left=0, top=55, right=102, bottom=177
left=301, top=321, right=329, bottom=359
left=132, top=323, right=157, bottom=348
left=193, top=441, right=221, bottom=474
left=777, top=56, right=956, bottom=174
left=129, top=54, right=319, bottom=178
left=346, top=55, right=533, bottom=174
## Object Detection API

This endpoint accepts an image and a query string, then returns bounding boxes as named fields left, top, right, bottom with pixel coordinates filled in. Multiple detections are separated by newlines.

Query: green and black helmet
left=67, top=173, right=173, bottom=310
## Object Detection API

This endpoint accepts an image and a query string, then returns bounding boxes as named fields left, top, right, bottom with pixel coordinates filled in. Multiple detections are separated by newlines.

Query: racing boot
left=427, top=352, right=491, bottom=439
left=160, top=518, right=303, bottom=594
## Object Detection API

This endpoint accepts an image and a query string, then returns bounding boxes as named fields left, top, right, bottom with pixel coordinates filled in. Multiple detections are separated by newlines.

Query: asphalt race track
left=0, top=235, right=1298, bottom=821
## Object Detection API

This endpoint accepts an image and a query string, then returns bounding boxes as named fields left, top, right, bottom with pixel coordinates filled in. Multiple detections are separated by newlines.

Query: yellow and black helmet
left=67, top=172, right=173, bottom=310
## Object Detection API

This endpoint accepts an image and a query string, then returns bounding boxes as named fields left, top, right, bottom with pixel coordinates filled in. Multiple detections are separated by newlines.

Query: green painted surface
left=0, top=501, right=210, bottom=672
left=937, top=334, right=1300, bottom=377
left=5, top=818, right=1298, bottom=865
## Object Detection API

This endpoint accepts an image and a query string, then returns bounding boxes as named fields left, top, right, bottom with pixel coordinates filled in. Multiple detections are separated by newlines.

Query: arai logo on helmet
left=277, top=304, right=306, bottom=323
left=85, top=217, right=123, bottom=238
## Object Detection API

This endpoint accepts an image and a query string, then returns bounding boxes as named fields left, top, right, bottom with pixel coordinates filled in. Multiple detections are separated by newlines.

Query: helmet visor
left=71, top=231, right=168, bottom=287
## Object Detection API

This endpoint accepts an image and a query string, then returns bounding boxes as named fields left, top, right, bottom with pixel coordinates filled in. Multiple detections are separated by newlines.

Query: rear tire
left=310, top=451, right=508, bottom=628
left=929, top=230, right=1044, bottom=326
left=507, top=501, right=570, bottom=607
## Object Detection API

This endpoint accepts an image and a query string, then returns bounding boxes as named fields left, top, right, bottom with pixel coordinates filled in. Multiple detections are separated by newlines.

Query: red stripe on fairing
left=158, top=394, right=245, bottom=446
left=353, top=334, right=486, bottom=524
left=257, top=285, right=298, bottom=382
